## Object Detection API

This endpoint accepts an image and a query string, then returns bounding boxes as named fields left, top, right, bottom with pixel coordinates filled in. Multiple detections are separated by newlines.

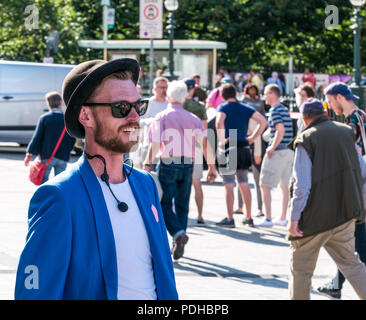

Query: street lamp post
left=164, top=0, right=179, bottom=80
left=350, top=0, right=366, bottom=109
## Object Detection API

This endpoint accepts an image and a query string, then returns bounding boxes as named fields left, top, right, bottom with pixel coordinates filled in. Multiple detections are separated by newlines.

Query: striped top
left=268, top=104, right=293, bottom=150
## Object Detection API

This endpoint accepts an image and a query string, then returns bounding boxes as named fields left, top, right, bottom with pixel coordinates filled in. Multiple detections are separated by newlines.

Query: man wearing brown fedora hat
left=15, top=58, right=178, bottom=300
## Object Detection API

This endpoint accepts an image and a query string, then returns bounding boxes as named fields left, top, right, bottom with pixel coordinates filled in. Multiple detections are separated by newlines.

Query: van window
left=0, top=65, right=55, bottom=93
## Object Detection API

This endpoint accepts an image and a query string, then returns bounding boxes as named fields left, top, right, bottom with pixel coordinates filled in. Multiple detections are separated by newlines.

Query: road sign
left=107, top=8, right=115, bottom=29
left=139, top=0, right=163, bottom=39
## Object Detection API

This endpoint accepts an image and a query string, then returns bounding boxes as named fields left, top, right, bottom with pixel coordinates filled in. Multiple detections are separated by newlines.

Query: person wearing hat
left=205, top=76, right=232, bottom=110
left=183, top=78, right=208, bottom=225
left=287, top=98, right=366, bottom=300
left=315, top=82, right=366, bottom=299
left=15, top=58, right=178, bottom=300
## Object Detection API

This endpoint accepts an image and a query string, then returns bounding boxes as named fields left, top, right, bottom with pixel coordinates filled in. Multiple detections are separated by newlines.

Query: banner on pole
left=139, top=0, right=163, bottom=39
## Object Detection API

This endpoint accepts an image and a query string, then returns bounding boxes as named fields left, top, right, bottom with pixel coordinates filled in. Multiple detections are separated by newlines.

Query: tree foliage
left=0, top=0, right=365, bottom=76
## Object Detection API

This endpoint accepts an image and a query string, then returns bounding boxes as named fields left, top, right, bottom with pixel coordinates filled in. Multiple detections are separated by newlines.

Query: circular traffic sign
left=144, top=4, right=159, bottom=21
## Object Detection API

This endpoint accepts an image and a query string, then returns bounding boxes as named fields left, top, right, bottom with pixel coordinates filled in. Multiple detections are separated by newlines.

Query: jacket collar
left=288, top=115, right=329, bottom=150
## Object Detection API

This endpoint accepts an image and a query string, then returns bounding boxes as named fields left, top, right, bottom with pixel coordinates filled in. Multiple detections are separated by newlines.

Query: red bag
left=29, top=157, right=47, bottom=186
left=28, top=127, right=66, bottom=186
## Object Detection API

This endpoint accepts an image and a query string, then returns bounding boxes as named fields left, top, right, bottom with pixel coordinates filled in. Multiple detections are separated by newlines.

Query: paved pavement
left=0, top=147, right=360, bottom=300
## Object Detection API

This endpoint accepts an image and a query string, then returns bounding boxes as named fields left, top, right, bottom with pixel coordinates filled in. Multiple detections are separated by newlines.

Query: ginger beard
left=93, top=112, right=140, bottom=154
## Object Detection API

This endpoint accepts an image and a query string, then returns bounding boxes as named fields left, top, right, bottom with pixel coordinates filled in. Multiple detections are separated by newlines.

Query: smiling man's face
left=90, top=78, right=141, bottom=154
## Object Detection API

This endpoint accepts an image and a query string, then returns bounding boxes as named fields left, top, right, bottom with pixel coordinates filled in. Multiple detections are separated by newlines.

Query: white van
left=0, top=60, right=74, bottom=144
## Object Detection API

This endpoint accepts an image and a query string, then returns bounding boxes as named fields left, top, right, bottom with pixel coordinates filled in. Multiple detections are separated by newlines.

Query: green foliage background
left=1, top=0, right=365, bottom=76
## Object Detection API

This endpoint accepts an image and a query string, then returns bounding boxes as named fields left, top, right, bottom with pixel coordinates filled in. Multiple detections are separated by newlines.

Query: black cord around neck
left=84, top=152, right=132, bottom=213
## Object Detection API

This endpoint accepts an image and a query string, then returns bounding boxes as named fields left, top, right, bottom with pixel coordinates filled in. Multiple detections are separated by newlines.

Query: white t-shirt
left=97, top=177, right=157, bottom=300
left=140, top=98, right=169, bottom=147
left=144, top=97, right=169, bottom=119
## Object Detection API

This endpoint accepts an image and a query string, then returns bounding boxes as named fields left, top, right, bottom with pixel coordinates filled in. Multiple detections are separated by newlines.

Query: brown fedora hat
left=62, top=58, right=140, bottom=138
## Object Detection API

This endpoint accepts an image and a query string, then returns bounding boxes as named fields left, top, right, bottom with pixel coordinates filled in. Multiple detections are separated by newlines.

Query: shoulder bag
left=29, top=127, right=66, bottom=185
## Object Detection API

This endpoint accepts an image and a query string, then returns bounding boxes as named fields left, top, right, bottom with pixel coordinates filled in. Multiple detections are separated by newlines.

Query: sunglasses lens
left=136, top=100, right=148, bottom=116
left=111, top=103, right=130, bottom=118
left=110, top=100, right=149, bottom=118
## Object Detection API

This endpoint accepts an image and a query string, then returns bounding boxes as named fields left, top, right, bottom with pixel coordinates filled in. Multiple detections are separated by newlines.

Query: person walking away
left=24, top=92, right=75, bottom=183
left=215, top=84, right=267, bottom=228
left=144, top=80, right=217, bottom=260
left=235, top=84, right=266, bottom=217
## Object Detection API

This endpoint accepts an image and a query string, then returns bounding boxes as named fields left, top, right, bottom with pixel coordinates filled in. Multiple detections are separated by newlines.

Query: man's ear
left=78, top=106, right=94, bottom=129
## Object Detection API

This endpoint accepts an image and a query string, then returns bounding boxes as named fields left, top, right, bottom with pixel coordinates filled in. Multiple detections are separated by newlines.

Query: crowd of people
left=16, top=58, right=366, bottom=301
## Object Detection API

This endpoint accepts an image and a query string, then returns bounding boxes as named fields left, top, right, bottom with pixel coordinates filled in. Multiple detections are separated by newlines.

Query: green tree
left=1, top=0, right=365, bottom=77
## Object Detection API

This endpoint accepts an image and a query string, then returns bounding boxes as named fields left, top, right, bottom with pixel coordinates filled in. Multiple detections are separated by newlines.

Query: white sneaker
left=273, top=218, right=288, bottom=226
left=255, top=219, right=273, bottom=227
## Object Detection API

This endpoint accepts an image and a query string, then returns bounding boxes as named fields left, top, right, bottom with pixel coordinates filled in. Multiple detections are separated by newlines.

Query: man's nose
left=126, top=106, right=140, bottom=121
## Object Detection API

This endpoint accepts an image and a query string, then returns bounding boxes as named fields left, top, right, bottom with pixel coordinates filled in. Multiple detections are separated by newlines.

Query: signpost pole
left=101, top=0, right=110, bottom=60
left=140, top=0, right=163, bottom=95
left=149, top=38, right=154, bottom=96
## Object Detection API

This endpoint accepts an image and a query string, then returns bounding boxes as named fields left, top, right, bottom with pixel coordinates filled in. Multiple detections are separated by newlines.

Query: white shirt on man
left=97, top=177, right=157, bottom=300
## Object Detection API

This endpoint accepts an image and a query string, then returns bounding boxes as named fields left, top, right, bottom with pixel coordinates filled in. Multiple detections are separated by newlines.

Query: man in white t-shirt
left=15, top=59, right=178, bottom=300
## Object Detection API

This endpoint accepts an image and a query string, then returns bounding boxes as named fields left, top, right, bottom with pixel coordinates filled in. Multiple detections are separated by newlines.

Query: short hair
left=167, top=80, right=188, bottom=103
left=300, top=83, right=315, bottom=98
left=45, top=91, right=62, bottom=109
left=221, top=84, right=237, bottom=100
left=153, top=76, right=169, bottom=89
left=192, top=74, right=200, bottom=79
left=265, top=84, right=281, bottom=97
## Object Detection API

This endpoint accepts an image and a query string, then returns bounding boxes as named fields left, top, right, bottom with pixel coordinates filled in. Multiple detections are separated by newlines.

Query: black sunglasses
left=84, top=99, right=149, bottom=118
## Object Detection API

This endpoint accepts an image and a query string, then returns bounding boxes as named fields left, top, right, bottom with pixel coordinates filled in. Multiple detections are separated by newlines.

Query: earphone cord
left=84, top=152, right=133, bottom=206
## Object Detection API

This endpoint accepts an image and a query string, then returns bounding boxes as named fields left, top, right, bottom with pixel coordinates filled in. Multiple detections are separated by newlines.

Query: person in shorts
left=257, top=84, right=294, bottom=227
left=215, top=84, right=267, bottom=228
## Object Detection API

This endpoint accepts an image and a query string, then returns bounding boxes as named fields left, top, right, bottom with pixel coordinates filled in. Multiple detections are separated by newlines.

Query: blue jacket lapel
left=77, top=156, right=118, bottom=300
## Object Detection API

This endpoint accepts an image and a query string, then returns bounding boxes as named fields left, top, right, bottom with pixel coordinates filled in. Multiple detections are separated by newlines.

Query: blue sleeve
left=26, top=116, right=45, bottom=155
left=248, top=106, right=256, bottom=118
left=14, top=185, right=72, bottom=300
left=217, top=104, right=226, bottom=114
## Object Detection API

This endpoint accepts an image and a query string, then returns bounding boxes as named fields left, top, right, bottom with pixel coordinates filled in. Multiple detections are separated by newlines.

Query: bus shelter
left=78, top=39, right=227, bottom=94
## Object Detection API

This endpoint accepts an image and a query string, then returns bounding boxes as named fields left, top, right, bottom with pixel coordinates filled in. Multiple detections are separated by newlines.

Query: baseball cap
left=324, top=82, right=359, bottom=100
left=221, top=77, right=232, bottom=84
left=183, top=78, right=196, bottom=90
left=300, top=98, right=325, bottom=115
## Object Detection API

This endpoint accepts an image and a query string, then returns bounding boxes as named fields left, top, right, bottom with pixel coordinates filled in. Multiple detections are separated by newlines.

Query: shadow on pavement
left=174, top=256, right=288, bottom=291
left=187, top=218, right=288, bottom=247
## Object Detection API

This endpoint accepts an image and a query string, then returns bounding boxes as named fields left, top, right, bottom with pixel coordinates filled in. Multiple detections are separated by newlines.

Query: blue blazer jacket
left=15, top=156, right=178, bottom=300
